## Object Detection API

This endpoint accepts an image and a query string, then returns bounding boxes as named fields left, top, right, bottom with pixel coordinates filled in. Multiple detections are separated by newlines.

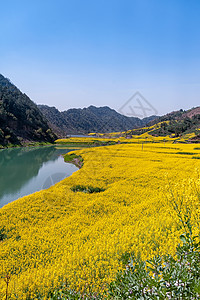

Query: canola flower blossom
left=0, top=139, right=200, bottom=299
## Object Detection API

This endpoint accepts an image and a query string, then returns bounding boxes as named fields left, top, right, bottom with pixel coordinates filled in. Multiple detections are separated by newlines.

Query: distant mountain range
left=0, top=74, right=57, bottom=146
left=38, top=104, right=158, bottom=136
left=1, top=73, right=199, bottom=146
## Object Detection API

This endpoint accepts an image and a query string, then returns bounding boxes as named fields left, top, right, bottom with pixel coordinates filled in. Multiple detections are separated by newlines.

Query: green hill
left=125, top=107, right=200, bottom=141
left=38, top=104, right=158, bottom=136
left=0, top=74, right=57, bottom=146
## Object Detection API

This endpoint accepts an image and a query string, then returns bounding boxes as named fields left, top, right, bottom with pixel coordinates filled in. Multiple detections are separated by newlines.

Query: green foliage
left=0, top=227, right=7, bottom=241
left=150, top=115, right=200, bottom=138
left=48, top=287, right=82, bottom=300
left=46, top=233, right=200, bottom=299
left=109, top=195, right=200, bottom=299
left=64, top=153, right=84, bottom=168
left=39, top=104, right=157, bottom=136
left=108, top=242, right=200, bottom=299
left=48, top=186, right=200, bottom=300
left=176, top=152, right=196, bottom=155
left=64, top=153, right=80, bottom=162
left=64, top=153, right=82, bottom=163
left=0, top=74, right=57, bottom=146
left=124, top=109, right=200, bottom=139
left=71, top=185, right=105, bottom=193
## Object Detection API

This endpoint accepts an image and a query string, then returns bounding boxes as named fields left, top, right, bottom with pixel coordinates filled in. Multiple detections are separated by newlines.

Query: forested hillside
left=38, top=104, right=157, bottom=136
left=124, top=107, right=200, bottom=141
left=0, top=74, right=57, bottom=146
left=147, top=108, right=200, bottom=139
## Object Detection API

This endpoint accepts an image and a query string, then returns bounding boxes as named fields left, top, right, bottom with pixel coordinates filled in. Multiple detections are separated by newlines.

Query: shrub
left=71, top=185, right=105, bottom=193
left=108, top=238, right=200, bottom=299
left=50, top=184, right=200, bottom=300
left=0, top=227, right=7, bottom=241
left=47, top=234, right=200, bottom=299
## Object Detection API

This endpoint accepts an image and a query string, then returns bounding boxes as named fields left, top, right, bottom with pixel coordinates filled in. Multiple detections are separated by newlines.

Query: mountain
left=128, top=107, right=200, bottom=140
left=38, top=104, right=158, bottom=136
left=0, top=74, right=57, bottom=146
left=148, top=107, right=200, bottom=125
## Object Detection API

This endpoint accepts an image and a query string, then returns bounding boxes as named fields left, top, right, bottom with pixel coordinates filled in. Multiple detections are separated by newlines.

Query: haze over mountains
left=38, top=104, right=158, bottom=136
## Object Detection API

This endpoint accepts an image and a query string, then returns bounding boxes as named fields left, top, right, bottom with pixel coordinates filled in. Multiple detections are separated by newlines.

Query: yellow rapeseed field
left=0, top=140, right=200, bottom=299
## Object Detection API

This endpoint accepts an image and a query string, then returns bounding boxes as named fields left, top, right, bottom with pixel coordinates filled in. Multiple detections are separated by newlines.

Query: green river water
left=0, top=146, right=78, bottom=208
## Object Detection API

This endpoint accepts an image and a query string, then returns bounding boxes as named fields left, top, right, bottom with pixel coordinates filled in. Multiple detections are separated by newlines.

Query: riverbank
left=55, top=137, right=119, bottom=147
left=55, top=134, right=200, bottom=147
left=0, top=141, right=54, bottom=149
left=64, top=152, right=83, bottom=168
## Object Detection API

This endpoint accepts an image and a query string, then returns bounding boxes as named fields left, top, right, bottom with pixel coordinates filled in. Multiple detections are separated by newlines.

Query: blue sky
left=1, top=0, right=200, bottom=116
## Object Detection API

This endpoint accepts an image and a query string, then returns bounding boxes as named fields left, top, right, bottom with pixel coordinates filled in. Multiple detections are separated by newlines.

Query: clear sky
left=1, top=0, right=200, bottom=117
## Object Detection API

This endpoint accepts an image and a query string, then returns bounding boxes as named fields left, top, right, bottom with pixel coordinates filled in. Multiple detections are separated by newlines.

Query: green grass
left=64, top=153, right=81, bottom=162
left=64, top=153, right=83, bottom=168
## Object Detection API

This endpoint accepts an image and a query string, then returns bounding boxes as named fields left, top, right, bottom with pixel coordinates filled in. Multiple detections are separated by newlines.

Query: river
left=0, top=146, right=78, bottom=208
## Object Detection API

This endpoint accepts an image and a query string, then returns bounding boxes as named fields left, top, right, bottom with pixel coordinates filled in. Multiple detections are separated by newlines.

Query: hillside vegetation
left=97, top=108, right=200, bottom=142
left=145, top=107, right=200, bottom=140
left=0, top=137, right=200, bottom=298
left=0, top=74, right=56, bottom=146
left=38, top=104, right=157, bottom=136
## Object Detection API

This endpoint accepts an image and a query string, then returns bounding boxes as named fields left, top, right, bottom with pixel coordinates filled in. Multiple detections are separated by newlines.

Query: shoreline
left=0, top=141, right=55, bottom=150
left=63, top=152, right=83, bottom=169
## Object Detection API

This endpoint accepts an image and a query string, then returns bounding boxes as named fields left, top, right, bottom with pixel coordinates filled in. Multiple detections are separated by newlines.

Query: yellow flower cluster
left=55, top=137, right=118, bottom=144
left=0, top=141, right=200, bottom=298
left=56, top=135, right=174, bottom=145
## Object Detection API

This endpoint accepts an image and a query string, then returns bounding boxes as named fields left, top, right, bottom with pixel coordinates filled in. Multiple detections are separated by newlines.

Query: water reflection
left=0, top=146, right=78, bottom=208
